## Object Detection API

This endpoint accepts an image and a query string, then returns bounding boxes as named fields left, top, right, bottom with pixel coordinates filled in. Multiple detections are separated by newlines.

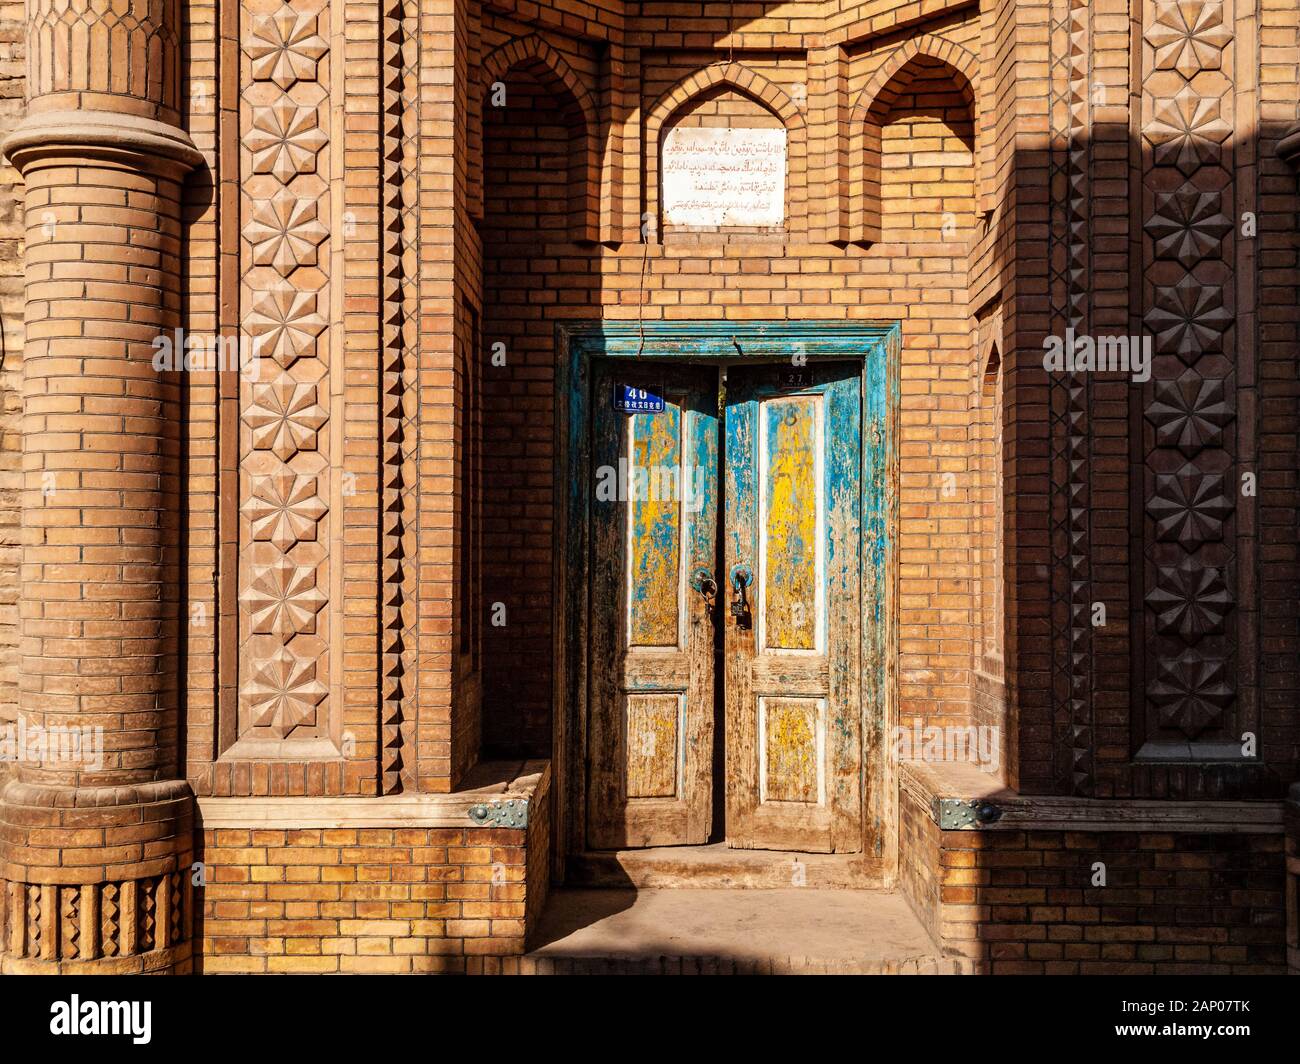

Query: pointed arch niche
left=645, top=63, right=808, bottom=242
left=848, top=37, right=979, bottom=246
left=474, top=35, right=600, bottom=245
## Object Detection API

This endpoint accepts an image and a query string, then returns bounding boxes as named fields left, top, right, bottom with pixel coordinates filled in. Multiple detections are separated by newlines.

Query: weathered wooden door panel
left=587, top=363, right=718, bottom=849
left=724, top=362, right=862, bottom=852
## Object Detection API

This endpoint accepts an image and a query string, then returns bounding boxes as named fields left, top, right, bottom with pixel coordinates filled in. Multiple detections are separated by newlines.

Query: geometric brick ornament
left=1146, top=465, right=1234, bottom=545
left=1145, top=557, right=1233, bottom=642
left=1145, top=277, right=1232, bottom=362
left=243, top=189, right=329, bottom=278
left=242, top=375, right=329, bottom=461
left=242, top=646, right=329, bottom=738
left=245, top=5, right=328, bottom=90
left=1144, top=0, right=1233, bottom=80
left=1144, top=184, right=1233, bottom=268
left=1147, top=648, right=1234, bottom=739
left=1144, top=374, right=1234, bottom=457
left=1144, top=86, right=1231, bottom=176
left=242, top=472, right=328, bottom=551
left=244, top=287, right=328, bottom=369
left=240, top=557, right=328, bottom=638
left=245, top=100, right=329, bottom=182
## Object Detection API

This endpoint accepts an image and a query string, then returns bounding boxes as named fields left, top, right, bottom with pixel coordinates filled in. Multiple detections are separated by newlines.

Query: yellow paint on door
left=764, top=396, right=817, bottom=649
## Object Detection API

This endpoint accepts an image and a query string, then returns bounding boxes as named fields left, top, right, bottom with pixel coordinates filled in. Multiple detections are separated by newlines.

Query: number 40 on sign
left=614, top=383, right=664, bottom=413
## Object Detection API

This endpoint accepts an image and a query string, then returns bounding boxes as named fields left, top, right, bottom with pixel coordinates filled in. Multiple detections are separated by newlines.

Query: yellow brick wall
left=200, top=824, right=538, bottom=972
left=476, top=9, right=995, bottom=757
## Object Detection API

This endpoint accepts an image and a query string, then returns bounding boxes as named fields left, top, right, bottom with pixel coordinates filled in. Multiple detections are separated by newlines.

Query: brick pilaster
left=1283, top=128, right=1300, bottom=977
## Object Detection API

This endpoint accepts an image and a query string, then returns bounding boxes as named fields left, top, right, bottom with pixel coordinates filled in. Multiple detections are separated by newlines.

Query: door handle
left=689, top=568, right=717, bottom=599
left=728, top=563, right=753, bottom=591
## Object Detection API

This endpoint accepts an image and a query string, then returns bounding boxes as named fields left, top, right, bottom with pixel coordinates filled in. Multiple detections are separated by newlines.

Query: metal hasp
left=467, top=798, right=529, bottom=829
left=933, top=797, right=1002, bottom=831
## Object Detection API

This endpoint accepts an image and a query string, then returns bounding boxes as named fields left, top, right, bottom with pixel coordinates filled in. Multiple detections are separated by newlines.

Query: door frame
left=553, top=320, right=901, bottom=880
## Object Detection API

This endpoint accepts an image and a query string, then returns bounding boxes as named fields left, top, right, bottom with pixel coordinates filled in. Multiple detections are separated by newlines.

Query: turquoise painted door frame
left=555, top=322, right=900, bottom=871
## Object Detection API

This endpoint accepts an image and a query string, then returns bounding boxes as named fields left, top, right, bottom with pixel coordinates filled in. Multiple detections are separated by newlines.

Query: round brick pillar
left=0, top=1, right=201, bottom=973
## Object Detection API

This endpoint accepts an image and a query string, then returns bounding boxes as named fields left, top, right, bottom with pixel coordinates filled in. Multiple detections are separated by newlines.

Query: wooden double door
left=587, top=360, right=863, bottom=853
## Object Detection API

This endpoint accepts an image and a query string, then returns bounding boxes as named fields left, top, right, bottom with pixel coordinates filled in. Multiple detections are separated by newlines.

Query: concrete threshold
left=567, top=842, right=888, bottom=889
left=525, top=888, right=962, bottom=974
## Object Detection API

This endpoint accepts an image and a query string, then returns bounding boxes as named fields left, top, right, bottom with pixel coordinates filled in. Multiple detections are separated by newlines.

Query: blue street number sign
left=614, top=383, right=664, bottom=413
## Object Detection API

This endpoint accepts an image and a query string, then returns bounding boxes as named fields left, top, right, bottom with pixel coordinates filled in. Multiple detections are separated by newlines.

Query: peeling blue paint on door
left=557, top=321, right=900, bottom=864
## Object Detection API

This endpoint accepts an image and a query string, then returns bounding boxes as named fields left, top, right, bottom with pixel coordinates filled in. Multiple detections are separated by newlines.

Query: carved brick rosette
left=234, top=1, right=335, bottom=758
left=1138, top=0, right=1240, bottom=751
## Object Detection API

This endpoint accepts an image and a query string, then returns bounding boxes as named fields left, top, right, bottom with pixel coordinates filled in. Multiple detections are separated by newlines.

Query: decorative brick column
left=0, top=0, right=201, bottom=972
left=1282, top=125, right=1300, bottom=976
left=1287, top=785, right=1300, bottom=975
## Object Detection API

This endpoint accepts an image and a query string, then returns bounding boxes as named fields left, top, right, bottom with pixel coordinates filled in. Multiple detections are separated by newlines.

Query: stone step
left=567, top=842, right=888, bottom=890
left=524, top=888, right=964, bottom=975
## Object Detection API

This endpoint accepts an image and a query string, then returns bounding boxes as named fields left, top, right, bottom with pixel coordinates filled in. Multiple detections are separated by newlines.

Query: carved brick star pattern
left=244, top=287, right=326, bottom=369
left=243, top=647, right=327, bottom=738
left=1146, top=558, right=1232, bottom=642
left=1144, top=86, right=1231, bottom=175
left=245, top=101, right=327, bottom=182
left=1144, top=184, right=1232, bottom=268
left=243, top=374, right=328, bottom=460
left=1146, top=465, right=1233, bottom=545
left=241, top=557, right=327, bottom=638
left=245, top=6, right=328, bottom=90
left=1144, top=374, right=1234, bottom=456
left=243, top=189, right=328, bottom=278
left=242, top=472, right=327, bottom=551
left=1147, top=649, right=1233, bottom=739
left=1145, top=276, right=1231, bottom=362
left=1145, top=1, right=1233, bottom=79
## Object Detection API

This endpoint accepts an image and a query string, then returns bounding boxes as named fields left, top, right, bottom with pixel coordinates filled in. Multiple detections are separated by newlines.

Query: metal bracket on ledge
left=933, top=797, right=1003, bottom=831
left=467, top=798, right=529, bottom=829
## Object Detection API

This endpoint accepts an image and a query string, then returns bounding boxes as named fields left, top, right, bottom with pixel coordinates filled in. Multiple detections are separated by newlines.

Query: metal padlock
left=729, top=596, right=750, bottom=626
left=729, top=564, right=753, bottom=629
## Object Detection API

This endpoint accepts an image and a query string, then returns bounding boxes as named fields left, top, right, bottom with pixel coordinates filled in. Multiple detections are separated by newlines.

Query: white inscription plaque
left=661, top=126, right=786, bottom=228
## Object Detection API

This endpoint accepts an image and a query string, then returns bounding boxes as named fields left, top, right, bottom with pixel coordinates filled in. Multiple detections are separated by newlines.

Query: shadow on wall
left=989, top=120, right=1299, bottom=803
left=947, top=113, right=1297, bottom=972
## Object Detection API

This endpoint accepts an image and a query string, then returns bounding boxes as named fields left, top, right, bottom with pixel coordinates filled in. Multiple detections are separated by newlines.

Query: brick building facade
left=0, top=0, right=1298, bottom=974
